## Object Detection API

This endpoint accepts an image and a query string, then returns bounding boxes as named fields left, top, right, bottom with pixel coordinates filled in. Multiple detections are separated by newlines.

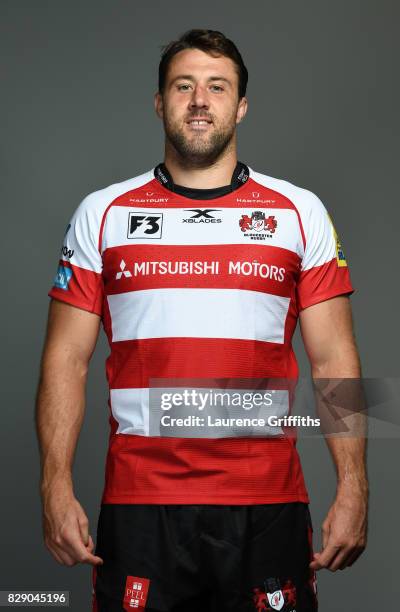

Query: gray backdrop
left=1, top=0, right=399, bottom=610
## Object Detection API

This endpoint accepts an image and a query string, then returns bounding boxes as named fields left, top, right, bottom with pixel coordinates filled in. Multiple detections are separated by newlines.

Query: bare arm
left=299, top=295, right=368, bottom=571
left=35, top=299, right=103, bottom=566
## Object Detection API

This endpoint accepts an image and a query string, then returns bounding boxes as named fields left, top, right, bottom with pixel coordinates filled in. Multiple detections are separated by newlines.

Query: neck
left=163, top=138, right=238, bottom=189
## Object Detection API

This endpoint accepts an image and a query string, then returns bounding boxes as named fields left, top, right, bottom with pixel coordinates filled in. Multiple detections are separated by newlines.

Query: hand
left=41, top=480, right=103, bottom=567
left=310, top=485, right=368, bottom=572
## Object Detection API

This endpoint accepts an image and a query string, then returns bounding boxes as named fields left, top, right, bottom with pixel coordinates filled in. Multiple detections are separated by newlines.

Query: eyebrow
left=171, top=75, right=232, bottom=85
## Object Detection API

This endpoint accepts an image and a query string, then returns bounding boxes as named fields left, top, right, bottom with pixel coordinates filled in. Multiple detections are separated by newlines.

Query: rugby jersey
left=48, top=163, right=354, bottom=504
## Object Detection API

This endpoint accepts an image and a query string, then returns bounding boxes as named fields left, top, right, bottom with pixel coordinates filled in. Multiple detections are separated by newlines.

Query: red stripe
left=103, top=243, right=300, bottom=297
left=92, top=566, right=98, bottom=612
left=101, top=434, right=309, bottom=504
left=107, top=337, right=289, bottom=389
left=48, top=260, right=103, bottom=315
left=296, top=258, right=354, bottom=310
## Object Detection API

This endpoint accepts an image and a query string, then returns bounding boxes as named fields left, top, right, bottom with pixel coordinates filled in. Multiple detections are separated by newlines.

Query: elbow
left=40, top=344, right=90, bottom=383
left=310, top=342, right=362, bottom=378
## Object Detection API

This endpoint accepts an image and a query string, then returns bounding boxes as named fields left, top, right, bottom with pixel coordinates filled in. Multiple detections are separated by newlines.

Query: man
left=36, top=29, right=368, bottom=612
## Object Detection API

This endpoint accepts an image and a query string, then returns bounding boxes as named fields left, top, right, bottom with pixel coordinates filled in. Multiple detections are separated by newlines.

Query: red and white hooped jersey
left=48, top=166, right=354, bottom=504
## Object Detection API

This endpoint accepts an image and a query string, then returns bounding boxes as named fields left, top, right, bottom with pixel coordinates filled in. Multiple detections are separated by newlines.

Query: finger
left=57, top=529, right=103, bottom=566
left=326, top=548, right=354, bottom=572
left=309, top=544, right=342, bottom=570
left=90, top=553, right=104, bottom=566
left=48, top=546, right=65, bottom=565
left=45, top=537, right=75, bottom=566
left=68, top=517, right=102, bottom=564
left=86, top=534, right=95, bottom=552
left=341, top=546, right=365, bottom=569
left=85, top=535, right=102, bottom=563
left=48, top=542, right=78, bottom=566
left=309, top=553, right=325, bottom=571
left=77, top=514, right=90, bottom=546
left=66, top=537, right=103, bottom=565
left=321, top=524, right=330, bottom=550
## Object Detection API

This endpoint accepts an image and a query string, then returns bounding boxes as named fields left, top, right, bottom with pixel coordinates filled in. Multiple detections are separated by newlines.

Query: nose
left=188, top=84, right=209, bottom=110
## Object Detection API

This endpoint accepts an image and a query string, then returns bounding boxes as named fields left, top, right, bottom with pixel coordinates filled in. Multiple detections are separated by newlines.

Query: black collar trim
left=154, top=161, right=249, bottom=200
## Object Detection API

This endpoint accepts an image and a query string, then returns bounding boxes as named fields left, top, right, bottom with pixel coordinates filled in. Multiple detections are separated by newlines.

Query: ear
left=236, top=96, right=248, bottom=124
left=154, top=92, right=163, bottom=119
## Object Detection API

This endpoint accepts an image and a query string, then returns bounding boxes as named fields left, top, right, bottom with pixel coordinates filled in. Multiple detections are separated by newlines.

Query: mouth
left=186, top=118, right=213, bottom=131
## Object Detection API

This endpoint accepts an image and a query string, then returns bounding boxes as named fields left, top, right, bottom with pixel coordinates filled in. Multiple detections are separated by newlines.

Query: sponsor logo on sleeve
left=53, top=265, right=73, bottom=290
left=61, top=245, right=74, bottom=259
left=327, top=214, right=348, bottom=267
left=60, top=223, right=74, bottom=259
left=334, top=232, right=347, bottom=267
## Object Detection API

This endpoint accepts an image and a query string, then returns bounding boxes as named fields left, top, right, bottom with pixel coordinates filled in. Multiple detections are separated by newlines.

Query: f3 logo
left=127, top=212, right=163, bottom=239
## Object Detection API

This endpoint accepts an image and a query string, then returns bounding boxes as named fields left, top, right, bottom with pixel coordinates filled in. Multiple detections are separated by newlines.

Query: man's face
left=155, top=48, right=247, bottom=166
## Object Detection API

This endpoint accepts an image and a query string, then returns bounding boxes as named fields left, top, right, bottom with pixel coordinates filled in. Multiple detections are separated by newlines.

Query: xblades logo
left=127, top=212, right=163, bottom=239
left=182, top=209, right=222, bottom=224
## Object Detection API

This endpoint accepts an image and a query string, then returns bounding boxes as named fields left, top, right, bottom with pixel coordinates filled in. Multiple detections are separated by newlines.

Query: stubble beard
left=163, top=111, right=237, bottom=169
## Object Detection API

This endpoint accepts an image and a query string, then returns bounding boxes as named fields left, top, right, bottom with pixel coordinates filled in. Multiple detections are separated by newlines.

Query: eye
left=210, top=84, right=224, bottom=92
left=177, top=83, right=192, bottom=91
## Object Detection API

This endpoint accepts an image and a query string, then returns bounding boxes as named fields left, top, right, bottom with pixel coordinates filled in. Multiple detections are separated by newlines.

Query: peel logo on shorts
left=123, top=576, right=150, bottom=610
left=127, top=212, right=163, bottom=239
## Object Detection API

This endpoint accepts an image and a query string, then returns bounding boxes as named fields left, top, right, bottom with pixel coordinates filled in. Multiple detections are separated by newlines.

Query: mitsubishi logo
left=115, top=259, right=132, bottom=279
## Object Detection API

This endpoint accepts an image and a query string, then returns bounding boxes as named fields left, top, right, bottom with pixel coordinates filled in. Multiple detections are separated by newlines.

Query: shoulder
left=248, top=167, right=326, bottom=218
left=75, top=168, right=155, bottom=219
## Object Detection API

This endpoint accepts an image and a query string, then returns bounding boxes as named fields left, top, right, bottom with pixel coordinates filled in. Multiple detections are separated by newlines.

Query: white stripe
left=110, top=388, right=149, bottom=435
left=102, top=206, right=303, bottom=255
left=107, top=288, right=289, bottom=343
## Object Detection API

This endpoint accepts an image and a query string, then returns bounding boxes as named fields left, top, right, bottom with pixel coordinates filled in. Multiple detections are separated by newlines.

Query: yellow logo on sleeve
left=327, top=213, right=348, bottom=267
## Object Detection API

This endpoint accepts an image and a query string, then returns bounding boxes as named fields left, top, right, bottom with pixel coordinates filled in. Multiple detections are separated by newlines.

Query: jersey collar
left=154, top=161, right=249, bottom=200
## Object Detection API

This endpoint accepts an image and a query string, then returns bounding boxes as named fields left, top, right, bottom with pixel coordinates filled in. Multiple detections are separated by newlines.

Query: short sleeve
left=48, top=194, right=104, bottom=315
left=296, top=193, right=355, bottom=311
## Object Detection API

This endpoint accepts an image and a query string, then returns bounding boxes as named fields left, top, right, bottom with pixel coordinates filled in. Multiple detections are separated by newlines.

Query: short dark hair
left=158, top=29, right=248, bottom=98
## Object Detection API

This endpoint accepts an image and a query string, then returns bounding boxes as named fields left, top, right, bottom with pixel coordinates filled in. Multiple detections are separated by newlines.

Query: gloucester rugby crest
left=239, top=210, right=277, bottom=240
left=252, top=578, right=296, bottom=612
